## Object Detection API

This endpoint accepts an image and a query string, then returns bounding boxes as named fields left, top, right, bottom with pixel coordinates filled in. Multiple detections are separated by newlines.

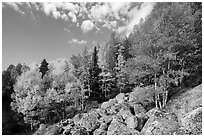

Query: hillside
left=34, top=84, right=202, bottom=135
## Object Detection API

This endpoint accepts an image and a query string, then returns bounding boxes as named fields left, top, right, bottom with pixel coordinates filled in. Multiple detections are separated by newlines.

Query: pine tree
left=39, top=59, right=49, bottom=79
left=89, top=46, right=101, bottom=99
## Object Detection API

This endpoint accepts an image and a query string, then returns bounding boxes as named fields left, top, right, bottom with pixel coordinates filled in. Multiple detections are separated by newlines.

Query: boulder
left=101, top=101, right=111, bottom=110
left=93, top=129, right=107, bottom=135
left=167, top=85, right=202, bottom=127
left=180, top=107, right=202, bottom=135
left=117, top=106, right=133, bottom=120
left=125, top=115, right=138, bottom=129
left=116, top=93, right=125, bottom=104
left=107, top=115, right=140, bottom=135
left=62, top=125, right=72, bottom=135
left=95, top=108, right=107, bottom=117
left=146, top=107, right=158, bottom=118
left=107, top=105, right=118, bottom=115
left=62, top=119, right=74, bottom=126
left=73, top=114, right=83, bottom=125
left=45, top=124, right=62, bottom=135
left=141, top=110, right=179, bottom=135
left=79, top=112, right=100, bottom=132
left=129, top=103, right=146, bottom=116
left=70, top=125, right=89, bottom=135
left=109, top=98, right=117, bottom=106
left=34, top=124, right=47, bottom=135
left=99, top=115, right=113, bottom=125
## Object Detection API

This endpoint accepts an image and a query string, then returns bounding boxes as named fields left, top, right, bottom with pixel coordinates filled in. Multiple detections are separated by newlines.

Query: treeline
left=2, top=2, right=202, bottom=134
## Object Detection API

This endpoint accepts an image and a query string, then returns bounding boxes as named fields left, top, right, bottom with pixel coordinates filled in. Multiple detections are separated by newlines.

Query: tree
left=126, top=2, right=201, bottom=108
left=89, top=46, right=101, bottom=99
left=115, top=45, right=128, bottom=93
left=39, top=59, right=49, bottom=79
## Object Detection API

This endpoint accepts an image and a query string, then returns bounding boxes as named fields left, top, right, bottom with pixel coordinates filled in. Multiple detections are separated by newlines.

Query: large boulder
left=129, top=103, right=147, bottom=116
left=125, top=114, right=147, bottom=132
left=146, top=107, right=158, bottom=118
left=101, top=101, right=111, bottom=110
left=99, top=115, right=113, bottom=125
left=34, top=124, right=47, bottom=135
left=141, top=110, right=179, bottom=135
left=107, top=115, right=140, bottom=135
left=180, top=107, right=202, bottom=135
left=62, top=125, right=72, bottom=135
left=93, top=128, right=107, bottom=135
left=116, top=93, right=125, bottom=104
left=117, top=103, right=134, bottom=120
left=44, top=124, right=63, bottom=135
left=73, top=113, right=83, bottom=125
left=79, top=112, right=100, bottom=132
left=62, top=118, right=74, bottom=126
left=70, top=125, right=89, bottom=135
left=125, top=115, right=138, bottom=129
left=117, top=109, right=133, bottom=120
left=109, top=98, right=117, bottom=106
left=168, top=85, right=202, bottom=125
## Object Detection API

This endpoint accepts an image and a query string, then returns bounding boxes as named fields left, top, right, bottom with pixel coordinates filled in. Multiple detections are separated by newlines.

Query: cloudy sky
left=2, top=2, right=155, bottom=70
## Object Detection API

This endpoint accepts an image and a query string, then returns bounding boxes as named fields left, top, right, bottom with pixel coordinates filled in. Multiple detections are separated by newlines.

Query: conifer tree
left=89, top=46, right=101, bottom=99
left=39, top=59, right=49, bottom=79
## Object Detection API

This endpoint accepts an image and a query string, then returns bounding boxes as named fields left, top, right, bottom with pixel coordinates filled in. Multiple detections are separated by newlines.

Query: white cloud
left=68, top=39, right=87, bottom=45
left=3, top=2, right=156, bottom=35
left=90, top=3, right=110, bottom=22
left=68, top=12, right=77, bottom=22
left=81, top=20, right=95, bottom=33
left=3, top=2, right=25, bottom=15
left=117, top=2, right=155, bottom=36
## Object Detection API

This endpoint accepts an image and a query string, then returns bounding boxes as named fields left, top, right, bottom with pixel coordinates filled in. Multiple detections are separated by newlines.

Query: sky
left=2, top=2, right=155, bottom=70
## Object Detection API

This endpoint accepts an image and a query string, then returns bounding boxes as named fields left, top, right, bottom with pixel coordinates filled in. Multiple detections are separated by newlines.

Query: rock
left=93, top=129, right=107, bottom=135
left=146, top=107, right=158, bottom=118
left=73, top=114, right=83, bottom=125
left=107, top=105, right=118, bottom=115
left=116, top=93, right=125, bottom=104
left=180, top=107, right=202, bottom=135
left=70, top=125, right=89, bottom=135
left=101, top=101, right=111, bottom=110
left=62, top=119, right=74, bottom=126
left=95, top=108, right=106, bottom=117
left=99, top=123, right=108, bottom=130
left=109, top=98, right=117, bottom=106
left=167, top=85, right=202, bottom=127
left=125, top=115, right=138, bottom=129
left=107, top=115, right=140, bottom=135
left=99, top=115, right=113, bottom=125
left=45, top=124, right=62, bottom=135
left=117, top=108, right=133, bottom=120
left=62, top=125, right=72, bottom=135
left=79, top=112, right=100, bottom=132
left=34, top=124, right=47, bottom=135
left=130, top=103, right=147, bottom=116
left=141, top=110, right=179, bottom=135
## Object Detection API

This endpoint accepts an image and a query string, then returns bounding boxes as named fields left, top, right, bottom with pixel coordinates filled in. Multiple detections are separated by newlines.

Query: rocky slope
left=34, top=84, right=202, bottom=135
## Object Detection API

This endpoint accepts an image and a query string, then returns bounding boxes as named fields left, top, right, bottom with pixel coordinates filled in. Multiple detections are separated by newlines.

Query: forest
left=2, top=2, right=202, bottom=135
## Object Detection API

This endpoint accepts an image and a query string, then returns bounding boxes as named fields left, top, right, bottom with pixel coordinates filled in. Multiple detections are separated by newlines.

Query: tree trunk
left=154, top=74, right=158, bottom=108
left=158, top=94, right=162, bottom=108
left=155, top=94, right=158, bottom=108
